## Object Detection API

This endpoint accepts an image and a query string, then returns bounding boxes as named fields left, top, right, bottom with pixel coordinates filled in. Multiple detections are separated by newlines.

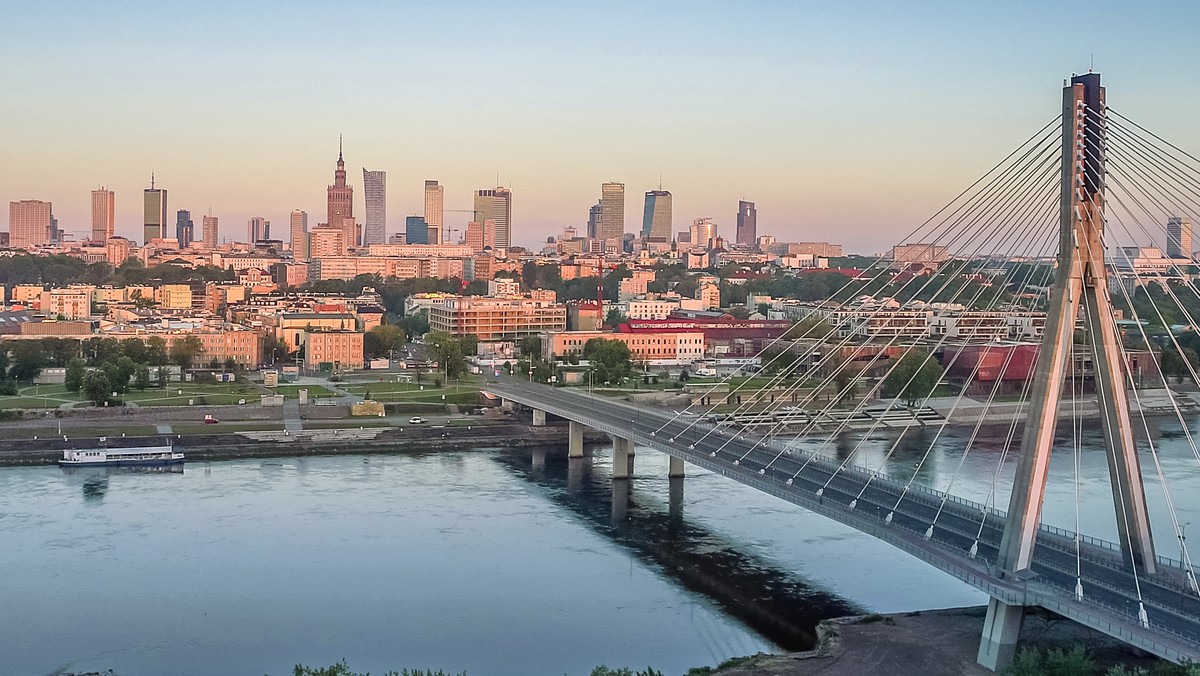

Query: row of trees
left=0, top=255, right=236, bottom=290
left=64, top=357, right=174, bottom=406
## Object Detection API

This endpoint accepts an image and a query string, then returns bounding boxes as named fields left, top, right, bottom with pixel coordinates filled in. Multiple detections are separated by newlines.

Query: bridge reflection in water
left=496, top=446, right=862, bottom=652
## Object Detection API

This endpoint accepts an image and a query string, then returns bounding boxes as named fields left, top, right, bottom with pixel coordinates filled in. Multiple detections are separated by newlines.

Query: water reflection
left=496, top=448, right=862, bottom=651
left=59, top=465, right=183, bottom=502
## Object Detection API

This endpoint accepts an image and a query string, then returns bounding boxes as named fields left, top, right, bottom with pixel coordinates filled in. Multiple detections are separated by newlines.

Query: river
left=3, top=418, right=1200, bottom=675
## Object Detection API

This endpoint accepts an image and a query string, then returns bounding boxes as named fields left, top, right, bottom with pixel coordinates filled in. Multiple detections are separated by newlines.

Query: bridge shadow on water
left=493, top=446, right=863, bottom=652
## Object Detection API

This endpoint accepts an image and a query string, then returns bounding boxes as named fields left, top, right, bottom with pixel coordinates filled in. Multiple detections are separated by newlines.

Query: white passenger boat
left=59, top=444, right=184, bottom=467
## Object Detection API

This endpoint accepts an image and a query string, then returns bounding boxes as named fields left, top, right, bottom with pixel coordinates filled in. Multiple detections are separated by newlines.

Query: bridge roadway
left=487, top=379, right=1200, bottom=664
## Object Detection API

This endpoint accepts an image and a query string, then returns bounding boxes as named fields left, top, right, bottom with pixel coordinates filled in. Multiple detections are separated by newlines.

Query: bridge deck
left=488, top=379, right=1200, bottom=664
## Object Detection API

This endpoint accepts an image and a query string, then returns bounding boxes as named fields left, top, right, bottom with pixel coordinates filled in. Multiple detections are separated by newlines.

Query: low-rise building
left=429, top=296, right=566, bottom=340
left=302, top=329, right=364, bottom=372
left=540, top=329, right=705, bottom=365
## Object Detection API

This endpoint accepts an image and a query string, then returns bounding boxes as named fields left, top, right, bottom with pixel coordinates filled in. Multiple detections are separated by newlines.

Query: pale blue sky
left=2, top=1, right=1198, bottom=252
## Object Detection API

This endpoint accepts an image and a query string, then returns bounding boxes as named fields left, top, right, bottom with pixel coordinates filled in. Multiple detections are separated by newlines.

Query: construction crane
left=442, top=209, right=477, bottom=244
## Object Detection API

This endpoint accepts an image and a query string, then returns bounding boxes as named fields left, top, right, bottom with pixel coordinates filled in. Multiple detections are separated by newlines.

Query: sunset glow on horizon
left=4, top=1, right=1199, bottom=253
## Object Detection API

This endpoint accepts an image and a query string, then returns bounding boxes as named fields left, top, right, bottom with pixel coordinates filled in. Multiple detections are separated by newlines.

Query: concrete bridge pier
left=501, top=397, right=514, bottom=412
left=612, top=479, right=630, bottom=521
left=669, top=476, right=684, bottom=522
left=531, top=408, right=546, bottom=426
left=567, top=456, right=586, bottom=493
left=568, top=421, right=585, bottom=459
left=612, top=437, right=635, bottom=479
left=668, top=455, right=685, bottom=478
left=977, top=598, right=1023, bottom=671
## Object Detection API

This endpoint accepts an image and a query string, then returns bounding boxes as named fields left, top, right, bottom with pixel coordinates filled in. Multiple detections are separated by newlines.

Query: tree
left=426, top=331, right=468, bottom=380
left=156, top=366, right=170, bottom=388
left=604, top=307, right=627, bottom=327
left=883, top=350, right=943, bottom=407
left=8, top=342, right=44, bottom=383
left=583, top=338, right=634, bottom=385
left=262, top=334, right=292, bottom=365
left=145, top=336, right=169, bottom=365
left=459, top=333, right=479, bottom=356
left=170, top=335, right=204, bottom=370
left=364, top=324, right=404, bottom=359
left=65, top=357, right=86, bottom=393
left=727, top=306, right=750, bottom=320
left=519, top=335, right=542, bottom=359
left=82, top=369, right=113, bottom=406
left=397, top=311, right=430, bottom=341
left=133, top=364, right=151, bottom=391
left=104, top=362, right=130, bottom=394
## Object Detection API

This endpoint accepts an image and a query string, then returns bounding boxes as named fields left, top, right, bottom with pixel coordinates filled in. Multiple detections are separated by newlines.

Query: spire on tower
left=338, top=135, right=343, bottom=162
left=151, top=172, right=155, bottom=190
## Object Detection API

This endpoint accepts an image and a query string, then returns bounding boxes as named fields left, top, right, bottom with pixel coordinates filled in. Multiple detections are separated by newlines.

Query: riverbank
left=0, top=420, right=602, bottom=466
left=701, top=606, right=1167, bottom=675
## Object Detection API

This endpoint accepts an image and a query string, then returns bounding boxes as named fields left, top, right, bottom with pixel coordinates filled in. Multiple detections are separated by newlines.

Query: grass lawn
left=266, top=385, right=336, bottom=399
left=0, top=397, right=73, bottom=409
left=0, top=425, right=161, bottom=440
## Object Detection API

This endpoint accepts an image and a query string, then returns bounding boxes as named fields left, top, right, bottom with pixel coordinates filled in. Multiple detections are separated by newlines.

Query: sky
left=3, top=0, right=1200, bottom=254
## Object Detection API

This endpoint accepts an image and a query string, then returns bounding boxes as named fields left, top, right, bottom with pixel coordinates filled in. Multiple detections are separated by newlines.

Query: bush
left=1004, top=646, right=1095, bottom=676
left=0, top=381, right=17, bottom=395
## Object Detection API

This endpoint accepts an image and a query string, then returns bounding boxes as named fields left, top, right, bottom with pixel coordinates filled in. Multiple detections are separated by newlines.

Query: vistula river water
left=4, top=416, right=1200, bottom=676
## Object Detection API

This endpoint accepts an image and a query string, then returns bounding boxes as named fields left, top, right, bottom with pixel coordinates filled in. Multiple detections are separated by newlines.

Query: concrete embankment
left=0, top=422, right=598, bottom=467
left=700, top=606, right=1167, bottom=675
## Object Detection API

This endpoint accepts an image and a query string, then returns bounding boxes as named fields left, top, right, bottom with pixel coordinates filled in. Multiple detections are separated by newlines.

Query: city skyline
left=4, top=3, right=1200, bottom=253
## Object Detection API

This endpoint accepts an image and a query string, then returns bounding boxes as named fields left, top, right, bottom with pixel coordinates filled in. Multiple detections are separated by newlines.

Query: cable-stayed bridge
left=488, top=73, right=1200, bottom=670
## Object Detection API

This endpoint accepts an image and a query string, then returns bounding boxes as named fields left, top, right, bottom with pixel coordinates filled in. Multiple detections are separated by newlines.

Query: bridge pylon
left=978, top=72, right=1157, bottom=670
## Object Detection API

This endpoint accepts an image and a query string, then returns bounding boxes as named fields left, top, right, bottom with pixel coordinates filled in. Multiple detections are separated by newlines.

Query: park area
left=0, top=382, right=269, bottom=409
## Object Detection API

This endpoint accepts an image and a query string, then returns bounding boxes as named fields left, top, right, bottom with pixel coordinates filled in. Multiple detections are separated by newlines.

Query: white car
left=408, top=416, right=427, bottom=424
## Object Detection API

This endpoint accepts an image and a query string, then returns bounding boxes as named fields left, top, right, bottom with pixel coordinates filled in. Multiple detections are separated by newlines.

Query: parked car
left=408, top=416, right=427, bottom=424
left=203, top=414, right=219, bottom=424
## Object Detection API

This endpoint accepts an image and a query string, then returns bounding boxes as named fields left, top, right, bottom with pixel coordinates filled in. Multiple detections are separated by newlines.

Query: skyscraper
left=587, top=201, right=602, bottom=239
left=143, top=176, right=167, bottom=245
left=176, top=210, right=194, bottom=247
left=202, top=213, right=219, bottom=245
left=363, top=169, right=386, bottom=245
left=291, top=209, right=309, bottom=260
left=424, top=180, right=444, bottom=245
left=465, top=219, right=496, bottom=253
left=248, top=216, right=269, bottom=243
left=474, top=187, right=512, bottom=249
left=405, top=216, right=429, bottom=245
left=91, top=188, right=115, bottom=242
left=327, top=137, right=353, bottom=233
left=599, top=182, right=624, bottom=240
left=641, top=189, right=672, bottom=240
left=1167, top=215, right=1193, bottom=259
left=690, top=217, right=717, bottom=248
left=9, top=200, right=52, bottom=249
left=736, top=200, right=757, bottom=247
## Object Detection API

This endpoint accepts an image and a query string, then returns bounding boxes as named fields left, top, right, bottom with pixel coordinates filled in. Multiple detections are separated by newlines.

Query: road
left=487, top=378, right=1200, bottom=664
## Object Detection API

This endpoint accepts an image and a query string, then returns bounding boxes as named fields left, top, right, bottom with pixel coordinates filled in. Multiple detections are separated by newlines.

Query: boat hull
left=59, top=457, right=185, bottom=467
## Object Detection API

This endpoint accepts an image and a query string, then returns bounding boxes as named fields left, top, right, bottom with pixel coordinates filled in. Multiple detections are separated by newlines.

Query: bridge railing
left=496, top=382, right=1192, bottom=579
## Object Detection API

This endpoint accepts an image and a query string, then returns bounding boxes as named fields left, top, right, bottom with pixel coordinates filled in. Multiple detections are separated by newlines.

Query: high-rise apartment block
left=363, top=169, right=386, bottom=245
left=599, top=182, right=624, bottom=240
left=202, top=214, right=219, bottom=245
left=9, top=199, right=52, bottom=249
left=248, top=216, right=269, bottom=243
left=1167, top=215, right=1193, bottom=259
left=642, top=189, right=671, bottom=239
left=143, top=178, right=167, bottom=245
left=736, top=200, right=757, bottom=246
left=690, top=218, right=717, bottom=248
left=474, top=187, right=512, bottom=250
left=290, top=209, right=309, bottom=260
left=465, top=219, right=496, bottom=253
left=309, top=227, right=346, bottom=257
left=91, top=188, right=115, bottom=243
left=327, top=139, right=353, bottom=236
left=424, top=180, right=444, bottom=246
left=176, top=210, right=194, bottom=247
left=405, top=216, right=429, bottom=245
